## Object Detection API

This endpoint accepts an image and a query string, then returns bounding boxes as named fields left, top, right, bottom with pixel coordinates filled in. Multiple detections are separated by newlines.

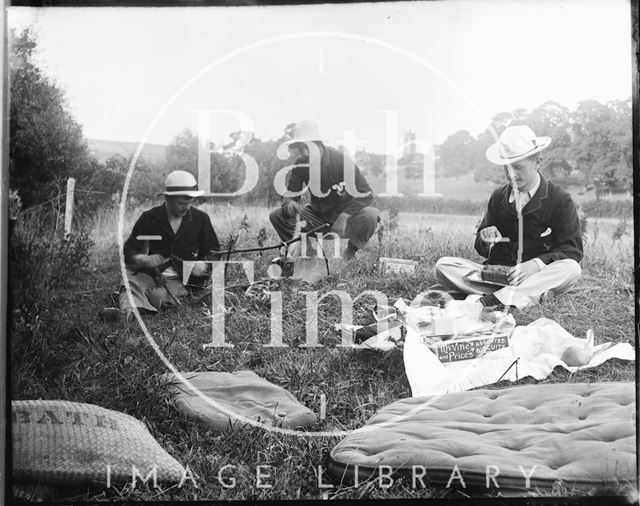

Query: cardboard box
left=426, top=331, right=510, bottom=363
left=379, top=257, right=417, bottom=275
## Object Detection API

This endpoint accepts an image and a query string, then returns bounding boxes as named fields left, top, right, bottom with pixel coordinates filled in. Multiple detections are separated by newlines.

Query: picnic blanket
left=328, top=382, right=636, bottom=494
left=163, top=370, right=317, bottom=430
left=404, top=317, right=635, bottom=397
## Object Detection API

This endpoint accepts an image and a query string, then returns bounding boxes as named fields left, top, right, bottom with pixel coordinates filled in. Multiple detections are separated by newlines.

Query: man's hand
left=133, top=253, right=168, bottom=269
left=283, top=200, right=302, bottom=219
left=479, top=226, right=502, bottom=245
left=508, top=260, right=540, bottom=286
left=332, top=212, right=351, bottom=237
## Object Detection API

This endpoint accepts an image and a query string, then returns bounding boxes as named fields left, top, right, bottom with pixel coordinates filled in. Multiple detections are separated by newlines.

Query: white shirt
left=508, top=172, right=541, bottom=210
left=508, top=172, right=545, bottom=271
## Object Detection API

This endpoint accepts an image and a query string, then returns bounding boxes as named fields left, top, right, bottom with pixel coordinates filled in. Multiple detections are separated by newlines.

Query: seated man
left=104, top=170, right=219, bottom=318
left=269, top=120, right=379, bottom=260
left=434, top=125, right=583, bottom=309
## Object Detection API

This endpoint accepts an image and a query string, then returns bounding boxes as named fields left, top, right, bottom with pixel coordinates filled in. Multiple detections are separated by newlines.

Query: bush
left=9, top=203, right=98, bottom=407
left=578, top=199, right=632, bottom=218
left=9, top=205, right=94, bottom=310
left=373, top=196, right=631, bottom=219
left=376, top=196, right=485, bottom=215
left=549, top=174, right=586, bottom=188
left=10, top=30, right=90, bottom=208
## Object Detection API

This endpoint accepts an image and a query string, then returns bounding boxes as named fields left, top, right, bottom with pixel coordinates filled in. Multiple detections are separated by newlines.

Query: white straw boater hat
left=485, top=125, right=551, bottom=165
left=282, top=120, right=324, bottom=147
left=162, top=170, right=204, bottom=197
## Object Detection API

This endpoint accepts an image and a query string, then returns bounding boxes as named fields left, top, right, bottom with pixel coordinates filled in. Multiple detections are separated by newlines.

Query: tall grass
left=10, top=200, right=635, bottom=501
left=10, top=205, right=94, bottom=309
left=89, top=201, right=633, bottom=264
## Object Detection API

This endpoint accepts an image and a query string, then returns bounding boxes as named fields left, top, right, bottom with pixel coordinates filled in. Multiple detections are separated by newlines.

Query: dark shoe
left=540, top=291, right=554, bottom=304
left=98, top=307, right=128, bottom=322
left=416, top=289, right=453, bottom=309
left=427, top=284, right=466, bottom=301
left=479, top=293, right=504, bottom=311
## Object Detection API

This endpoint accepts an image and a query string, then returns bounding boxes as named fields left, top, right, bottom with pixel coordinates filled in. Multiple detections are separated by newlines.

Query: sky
left=7, top=0, right=633, bottom=153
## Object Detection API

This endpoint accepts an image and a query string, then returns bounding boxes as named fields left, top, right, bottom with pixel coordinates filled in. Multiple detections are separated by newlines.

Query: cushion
left=328, top=382, right=635, bottom=494
left=163, top=370, right=317, bottom=430
left=12, top=400, right=185, bottom=487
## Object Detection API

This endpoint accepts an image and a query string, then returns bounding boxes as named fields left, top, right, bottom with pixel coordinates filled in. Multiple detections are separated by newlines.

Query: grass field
left=367, top=171, right=633, bottom=206
left=10, top=201, right=636, bottom=501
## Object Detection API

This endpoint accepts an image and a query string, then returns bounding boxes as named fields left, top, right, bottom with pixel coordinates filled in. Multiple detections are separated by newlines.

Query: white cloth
left=162, top=265, right=180, bottom=279
left=350, top=299, right=515, bottom=352
left=531, top=257, right=546, bottom=271
left=403, top=317, right=635, bottom=398
left=434, top=257, right=582, bottom=308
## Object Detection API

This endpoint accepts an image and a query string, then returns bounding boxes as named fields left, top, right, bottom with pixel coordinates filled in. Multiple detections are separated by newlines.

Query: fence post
left=64, top=177, right=75, bottom=239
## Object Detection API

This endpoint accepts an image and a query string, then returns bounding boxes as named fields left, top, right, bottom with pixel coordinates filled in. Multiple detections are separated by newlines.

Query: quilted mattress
left=329, top=382, right=636, bottom=494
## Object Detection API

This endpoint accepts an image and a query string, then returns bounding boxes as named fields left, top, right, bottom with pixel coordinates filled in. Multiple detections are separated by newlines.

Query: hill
left=86, top=138, right=168, bottom=164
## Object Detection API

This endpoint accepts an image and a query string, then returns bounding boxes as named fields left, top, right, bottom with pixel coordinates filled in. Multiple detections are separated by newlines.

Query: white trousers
left=434, top=257, right=582, bottom=309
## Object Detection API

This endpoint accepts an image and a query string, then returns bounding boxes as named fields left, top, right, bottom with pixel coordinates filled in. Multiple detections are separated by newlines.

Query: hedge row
left=374, top=196, right=632, bottom=218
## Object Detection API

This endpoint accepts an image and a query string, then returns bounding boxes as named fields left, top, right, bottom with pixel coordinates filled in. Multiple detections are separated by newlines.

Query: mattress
left=328, top=382, right=636, bottom=494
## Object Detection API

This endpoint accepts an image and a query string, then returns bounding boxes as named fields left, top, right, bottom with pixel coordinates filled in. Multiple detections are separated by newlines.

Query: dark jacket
left=474, top=174, right=583, bottom=266
left=281, top=145, right=375, bottom=223
left=123, top=204, right=220, bottom=280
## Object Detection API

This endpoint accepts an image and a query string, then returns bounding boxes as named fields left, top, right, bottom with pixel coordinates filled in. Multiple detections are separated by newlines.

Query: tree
left=601, top=98, right=632, bottom=190
left=163, top=128, right=248, bottom=196
left=356, top=151, right=385, bottom=178
left=451, top=99, right=631, bottom=192
left=472, top=113, right=509, bottom=184
left=73, top=155, right=127, bottom=213
left=571, top=99, right=631, bottom=191
left=438, top=129, right=475, bottom=177
left=526, top=101, right=573, bottom=178
left=165, top=129, right=198, bottom=173
left=9, top=29, right=90, bottom=207
left=243, top=137, right=286, bottom=205
left=128, top=156, right=166, bottom=205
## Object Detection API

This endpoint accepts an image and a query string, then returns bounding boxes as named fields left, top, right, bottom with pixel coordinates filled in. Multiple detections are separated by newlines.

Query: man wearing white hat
left=269, top=120, right=379, bottom=260
left=107, top=170, right=220, bottom=315
left=434, top=125, right=583, bottom=309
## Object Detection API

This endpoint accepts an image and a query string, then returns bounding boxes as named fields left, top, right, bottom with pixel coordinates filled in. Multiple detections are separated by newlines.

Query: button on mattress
left=328, top=382, right=636, bottom=493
